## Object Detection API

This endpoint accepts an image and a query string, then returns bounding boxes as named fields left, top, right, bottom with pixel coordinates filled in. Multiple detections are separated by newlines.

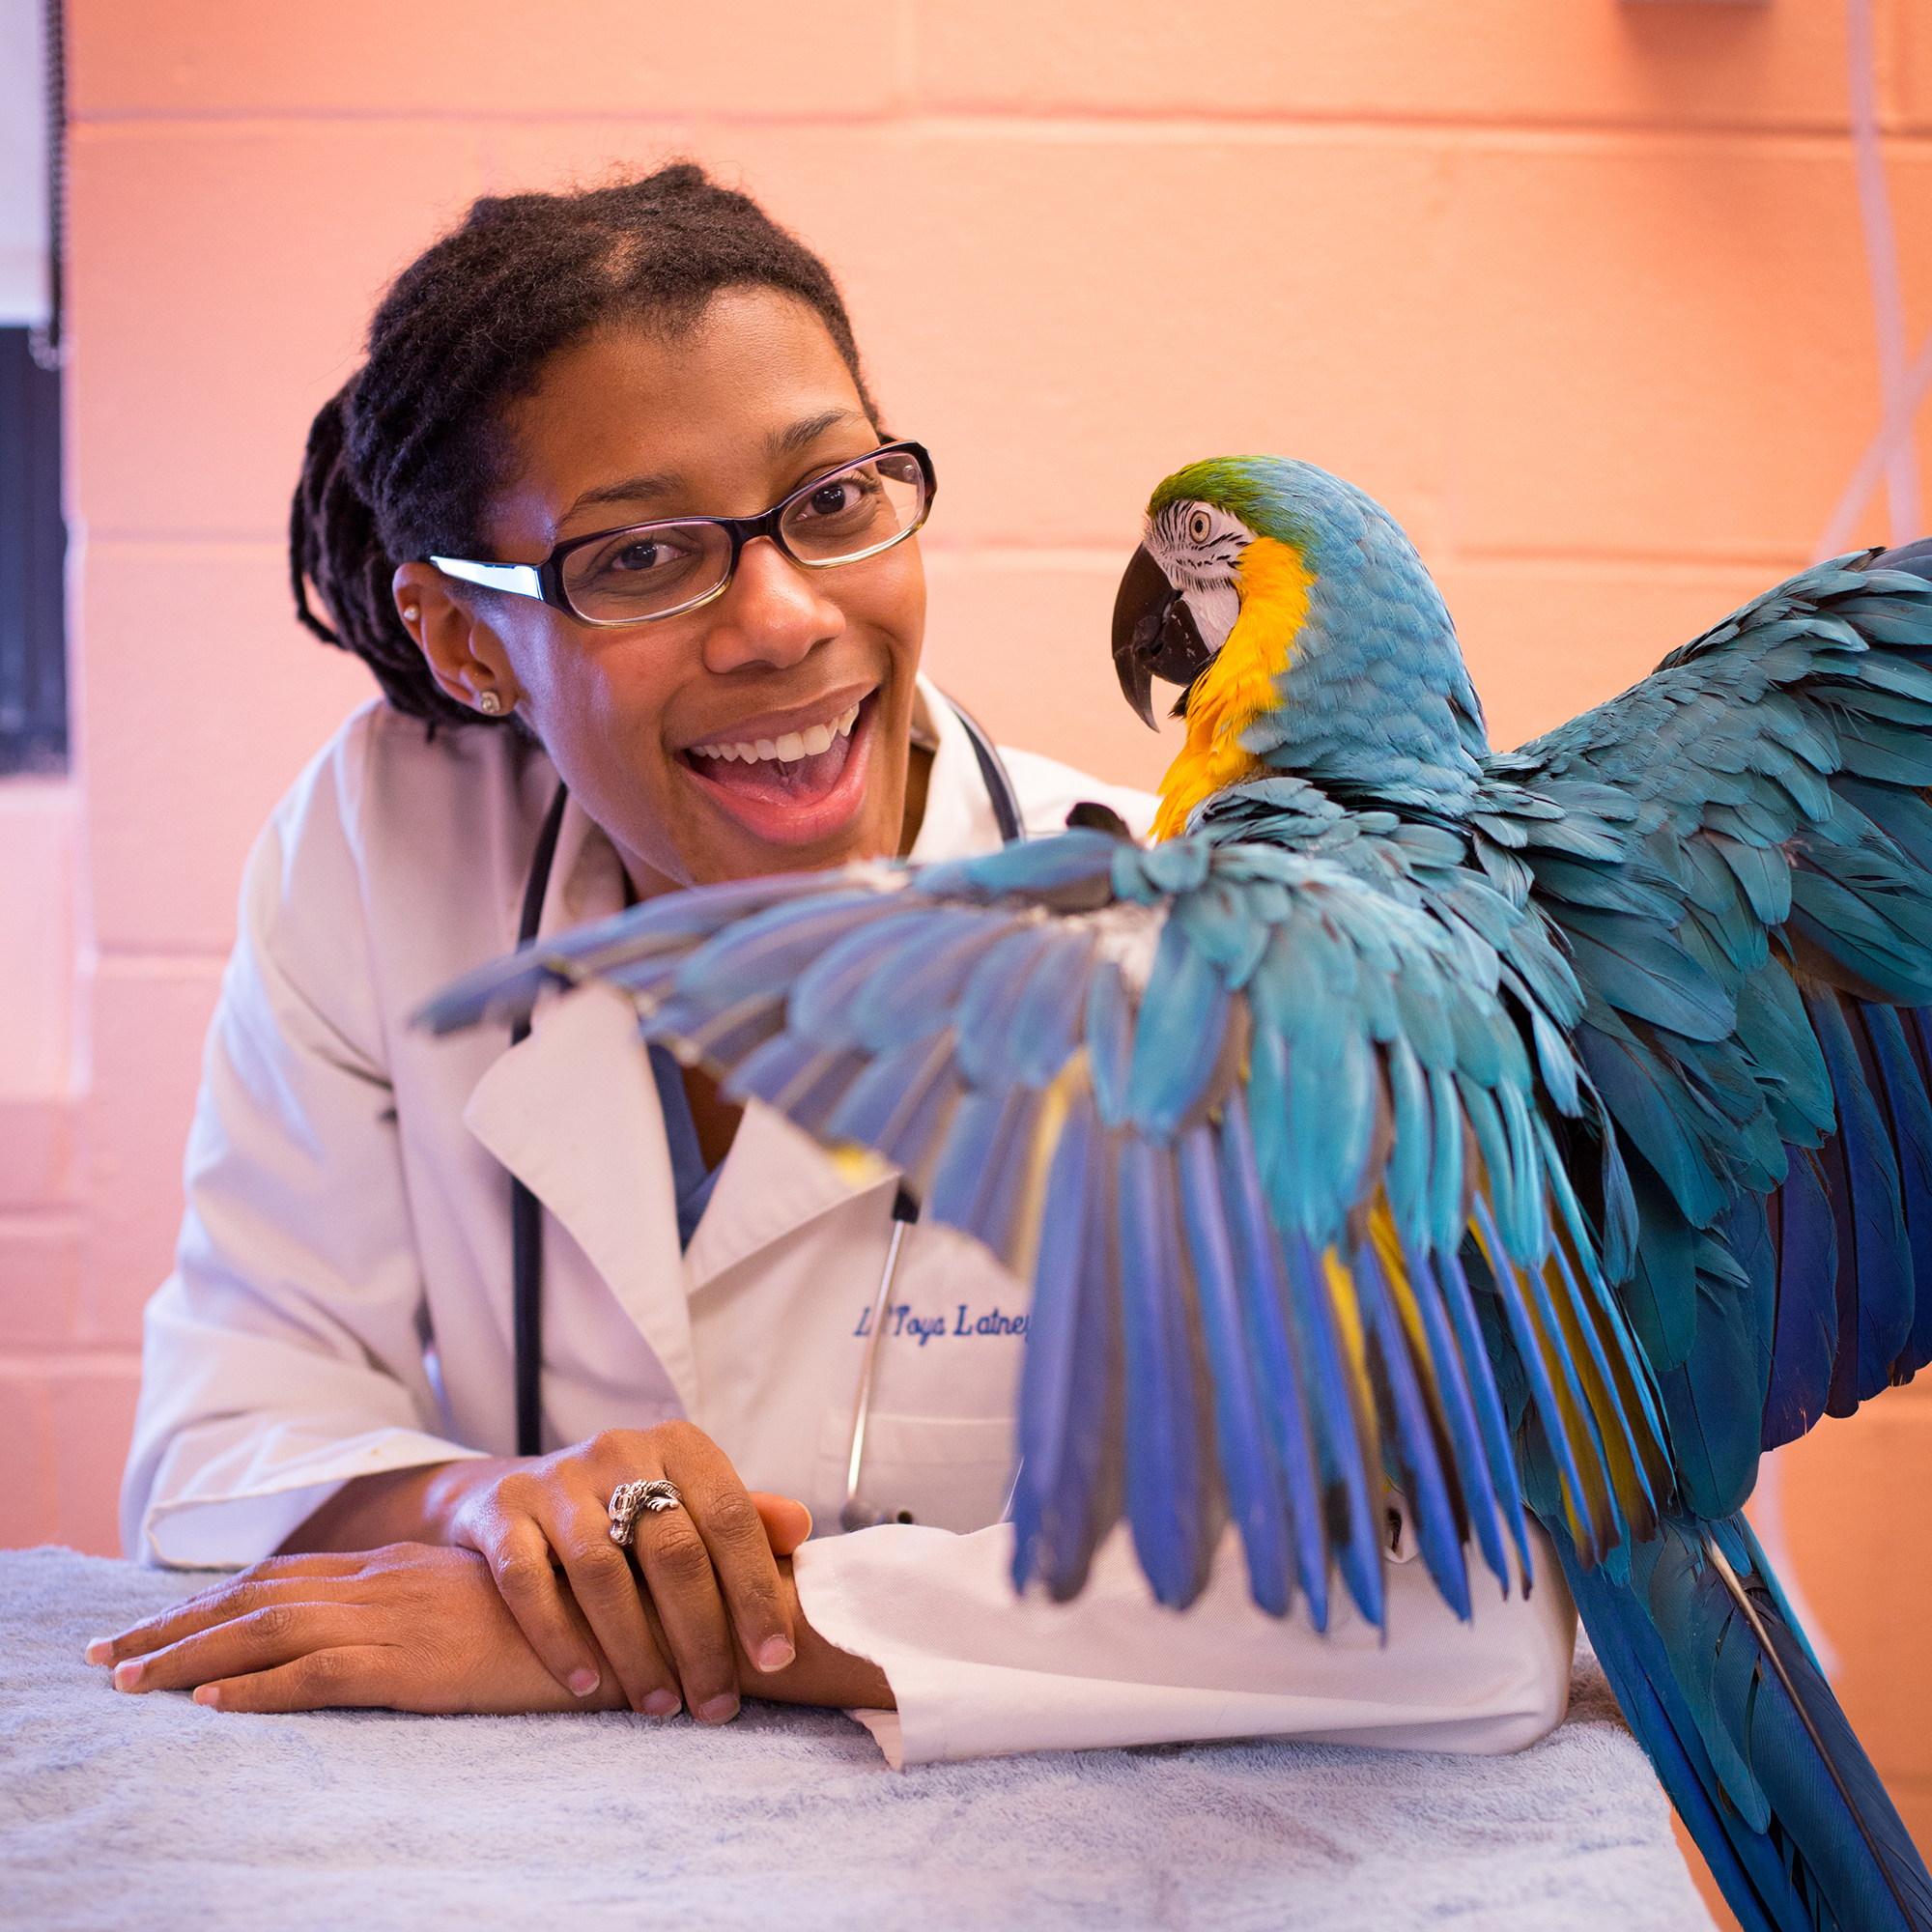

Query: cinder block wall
left=3, top=0, right=1927, bottom=1907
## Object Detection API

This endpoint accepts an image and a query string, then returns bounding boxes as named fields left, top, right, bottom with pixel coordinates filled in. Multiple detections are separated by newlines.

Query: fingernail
left=84, top=1638, right=113, bottom=1665
left=193, top=1686, right=220, bottom=1708
left=754, top=1636, right=795, bottom=1673
left=642, top=1690, right=681, bottom=1719
left=112, top=1661, right=143, bottom=1692
left=567, top=1668, right=600, bottom=1697
left=696, top=1694, right=739, bottom=1726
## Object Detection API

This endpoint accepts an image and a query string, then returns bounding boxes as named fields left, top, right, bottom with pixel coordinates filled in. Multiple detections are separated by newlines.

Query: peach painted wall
left=3, top=0, right=1929, bottom=1907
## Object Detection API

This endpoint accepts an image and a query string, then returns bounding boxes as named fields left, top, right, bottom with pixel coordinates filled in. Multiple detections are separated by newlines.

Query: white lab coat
left=126, top=677, right=1576, bottom=1769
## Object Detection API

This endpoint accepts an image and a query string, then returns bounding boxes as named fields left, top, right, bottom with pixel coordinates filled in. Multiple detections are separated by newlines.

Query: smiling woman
left=397, top=299, right=928, bottom=884
left=99, top=165, right=1575, bottom=1771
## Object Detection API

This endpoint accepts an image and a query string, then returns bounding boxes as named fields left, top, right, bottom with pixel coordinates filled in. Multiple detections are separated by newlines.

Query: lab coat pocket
left=814, top=1409, right=1016, bottom=1536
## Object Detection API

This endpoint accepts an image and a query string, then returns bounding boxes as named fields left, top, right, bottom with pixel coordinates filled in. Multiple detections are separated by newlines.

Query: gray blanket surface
left=1, top=1547, right=1712, bottom=1930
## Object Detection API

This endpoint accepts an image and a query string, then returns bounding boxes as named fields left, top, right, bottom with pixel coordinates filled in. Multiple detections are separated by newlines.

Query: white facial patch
left=689, top=702, right=860, bottom=765
left=1145, top=499, right=1257, bottom=658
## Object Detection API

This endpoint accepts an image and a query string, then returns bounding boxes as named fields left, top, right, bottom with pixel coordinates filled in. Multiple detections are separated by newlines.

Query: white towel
left=0, top=1547, right=1713, bottom=1931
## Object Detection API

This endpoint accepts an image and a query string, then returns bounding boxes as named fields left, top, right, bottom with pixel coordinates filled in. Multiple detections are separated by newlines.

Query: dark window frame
left=0, top=325, right=66, bottom=775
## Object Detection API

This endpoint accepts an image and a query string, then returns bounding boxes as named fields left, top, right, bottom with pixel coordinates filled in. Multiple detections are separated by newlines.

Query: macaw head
left=1111, top=455, right=1351, bottom=729
left=1113, top=455, right=1489, bottom=820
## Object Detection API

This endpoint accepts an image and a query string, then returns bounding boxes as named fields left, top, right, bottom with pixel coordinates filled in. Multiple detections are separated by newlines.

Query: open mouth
left=679, top=691, right=877, bottom=848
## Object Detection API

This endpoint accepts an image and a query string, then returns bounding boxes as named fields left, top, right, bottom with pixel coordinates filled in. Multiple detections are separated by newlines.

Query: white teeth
left=691, top=700, right=865, bottom=765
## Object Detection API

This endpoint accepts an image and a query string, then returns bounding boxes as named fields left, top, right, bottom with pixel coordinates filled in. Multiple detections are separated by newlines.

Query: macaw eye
left=1187, top=509, right=1213, bottom=545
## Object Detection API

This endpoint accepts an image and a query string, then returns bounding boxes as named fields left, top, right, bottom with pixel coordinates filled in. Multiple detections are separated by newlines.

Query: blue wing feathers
left=1804, top=989, right=1913, bottom=1408
left=1117, top=1139, right=1213, bottom=1608
left=1125, top=922, right=1233, bottom=1139
left=1216, top=1090, right=1331, bottom=1627
left=1759, top=1152, right=1840, bottom=1450
left=1359, top=1244, right=1471, bottom=1619
left=1178, top=1124, right=1291, bottom=1614
left=1425, top=1242, right=1533, bottom=1587
left=1282, top=1231, right=1384, bottom=1628
left=1010, top=1084, right=1120, bottom=1601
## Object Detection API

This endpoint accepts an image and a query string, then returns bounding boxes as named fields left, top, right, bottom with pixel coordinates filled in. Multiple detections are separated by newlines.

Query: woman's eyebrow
left=561, top=412, right=868, bottom=523
left=767, top=408, right=869, bottom=458
left=566, top=470, right=684, bottom=518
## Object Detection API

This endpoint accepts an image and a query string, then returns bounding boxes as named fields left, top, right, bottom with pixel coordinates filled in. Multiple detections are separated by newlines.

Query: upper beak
left=1111, top=544, right=1214, bottom=731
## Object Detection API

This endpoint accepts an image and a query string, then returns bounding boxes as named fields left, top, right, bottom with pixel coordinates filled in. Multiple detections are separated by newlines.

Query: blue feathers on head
left=1186, top=457, right=1491, bottom=813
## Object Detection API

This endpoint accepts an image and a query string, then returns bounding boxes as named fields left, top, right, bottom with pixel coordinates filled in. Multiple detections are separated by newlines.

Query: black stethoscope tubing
left=508, top=697, right=1025, bottom=1457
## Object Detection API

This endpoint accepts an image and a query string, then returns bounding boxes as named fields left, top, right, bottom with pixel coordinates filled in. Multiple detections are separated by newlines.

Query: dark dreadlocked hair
left=290, top=164, right=879, bottom=729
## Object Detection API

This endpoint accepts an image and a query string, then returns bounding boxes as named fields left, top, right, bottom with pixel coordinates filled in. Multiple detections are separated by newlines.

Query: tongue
left=694, top=729, right=854, bottom=806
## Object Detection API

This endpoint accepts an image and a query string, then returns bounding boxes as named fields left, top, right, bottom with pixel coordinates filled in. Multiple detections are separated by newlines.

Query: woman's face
left=402, top=288, right=925, bottom=895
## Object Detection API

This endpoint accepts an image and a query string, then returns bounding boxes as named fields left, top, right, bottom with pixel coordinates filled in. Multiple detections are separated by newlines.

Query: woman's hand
left=86, top=1543, right=894, bottom=1719
left=281, top=1422, right=810, bottom=1723
left=86, top=1544, right=628, bottom=1714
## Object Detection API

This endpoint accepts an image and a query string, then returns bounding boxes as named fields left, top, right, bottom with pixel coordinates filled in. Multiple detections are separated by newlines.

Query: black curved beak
left=1111, top=544, right=1214, bottom=730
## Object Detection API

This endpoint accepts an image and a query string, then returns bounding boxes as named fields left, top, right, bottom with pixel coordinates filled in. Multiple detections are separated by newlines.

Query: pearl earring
left=476, top=691, right=502, bottom=717
left=401, top=605, right=420, bottom=625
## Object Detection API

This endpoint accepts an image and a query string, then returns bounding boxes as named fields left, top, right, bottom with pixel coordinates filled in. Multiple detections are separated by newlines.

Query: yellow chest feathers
left=1151, top=536, right=1314, bottom=842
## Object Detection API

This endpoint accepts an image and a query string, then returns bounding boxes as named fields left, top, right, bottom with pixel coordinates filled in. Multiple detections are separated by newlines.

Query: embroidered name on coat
left=850, top=1304, right=1030, bottom=1344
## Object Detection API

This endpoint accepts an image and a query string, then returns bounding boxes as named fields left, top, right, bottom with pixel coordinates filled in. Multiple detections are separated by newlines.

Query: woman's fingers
left=84, top=1554, right=366, bottom=1665
left=629, top=1493, right=744, bottom=1722
left=192, top=1630, right=600, bottom=1719
left=106, top=1602, right=367, bottom=1695
left=671, top=1463, right=795, bottom=1678
left=190, top=1645, right=396, bottom=1714
left=469, top=1515, right=623, bottom=1704
left=545, top=1495, right=683, bottom=1717
left=748, top=1492, right=812, bottom=1558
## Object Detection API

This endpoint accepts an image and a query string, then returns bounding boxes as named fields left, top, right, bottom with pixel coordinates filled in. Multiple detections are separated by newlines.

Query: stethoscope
left=506, top=696, right=1027, bottom=1531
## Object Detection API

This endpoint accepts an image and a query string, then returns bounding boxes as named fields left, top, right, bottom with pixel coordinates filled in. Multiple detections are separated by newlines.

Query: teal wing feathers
left=1480, top=541, right=1932, bottom=1520
left=1470, top=540, right=1932, bottom=1932
left=420, top=825, right=1665, bottom=1627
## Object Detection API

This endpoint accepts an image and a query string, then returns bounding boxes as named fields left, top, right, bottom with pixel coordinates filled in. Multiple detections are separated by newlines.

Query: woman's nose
left=700, top=536, right=843, bottom=674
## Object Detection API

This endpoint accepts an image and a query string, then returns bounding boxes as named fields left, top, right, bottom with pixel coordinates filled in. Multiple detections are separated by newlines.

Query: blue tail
left=1550, top=1510, right=1932, bottom=1932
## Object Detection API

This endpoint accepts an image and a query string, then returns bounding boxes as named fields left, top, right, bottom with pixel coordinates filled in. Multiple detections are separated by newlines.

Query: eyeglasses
left=427, top=440, right=935, bottom=628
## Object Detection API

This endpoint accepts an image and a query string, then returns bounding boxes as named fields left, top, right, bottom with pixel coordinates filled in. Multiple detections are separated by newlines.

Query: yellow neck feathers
left=1151, top=536, right=1314, bottom=842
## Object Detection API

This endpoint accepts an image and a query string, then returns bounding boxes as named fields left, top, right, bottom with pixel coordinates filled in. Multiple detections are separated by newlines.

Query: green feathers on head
left=1148, top=457, right=1321, bottom=560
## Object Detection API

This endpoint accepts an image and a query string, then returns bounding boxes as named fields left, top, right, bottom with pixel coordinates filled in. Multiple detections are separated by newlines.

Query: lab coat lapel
left=464, top=788, right=703, bottom=1414
left=683, top=1101, right=893, bottom=1293
left=464, top=980, right=697, bottom=1410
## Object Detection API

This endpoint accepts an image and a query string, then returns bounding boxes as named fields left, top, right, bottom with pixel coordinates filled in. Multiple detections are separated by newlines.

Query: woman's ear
left=391, top=561, right=522, bottom=718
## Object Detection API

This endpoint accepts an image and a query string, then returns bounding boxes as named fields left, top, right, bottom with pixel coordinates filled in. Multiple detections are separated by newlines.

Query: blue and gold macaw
left=424, top=456, right=1932, bottom=1932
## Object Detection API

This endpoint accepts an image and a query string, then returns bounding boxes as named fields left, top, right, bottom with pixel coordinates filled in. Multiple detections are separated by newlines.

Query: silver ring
left=607, top=1478, right=684, bottom=1547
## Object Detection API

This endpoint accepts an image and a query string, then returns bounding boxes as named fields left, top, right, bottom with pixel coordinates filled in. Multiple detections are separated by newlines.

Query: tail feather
left=1551, top=1511, right=1932, bottom=1932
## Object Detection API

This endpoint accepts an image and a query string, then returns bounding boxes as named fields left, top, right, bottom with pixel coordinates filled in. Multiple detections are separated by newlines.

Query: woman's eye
left=1188, top=510, right=1212, bottom=545
left=805, top=480, right=861, bottom=518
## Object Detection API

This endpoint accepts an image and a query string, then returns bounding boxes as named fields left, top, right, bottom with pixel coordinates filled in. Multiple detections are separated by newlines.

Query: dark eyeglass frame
left=426, top=440, right=935, bottom=628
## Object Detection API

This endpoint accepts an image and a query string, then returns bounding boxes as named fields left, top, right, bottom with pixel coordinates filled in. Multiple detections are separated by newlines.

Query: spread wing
left=420, top=827, right=1670, bottom=1628
left=1478, top=540, right=1932, bottom=1520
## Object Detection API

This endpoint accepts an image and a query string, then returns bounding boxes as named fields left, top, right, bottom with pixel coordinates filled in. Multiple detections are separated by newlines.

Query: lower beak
left=1111, top=544, right=1213, bottom=731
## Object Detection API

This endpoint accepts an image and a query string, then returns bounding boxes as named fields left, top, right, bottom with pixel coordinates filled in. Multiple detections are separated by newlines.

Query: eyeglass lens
left=560, top=448, right=926, bottom=623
